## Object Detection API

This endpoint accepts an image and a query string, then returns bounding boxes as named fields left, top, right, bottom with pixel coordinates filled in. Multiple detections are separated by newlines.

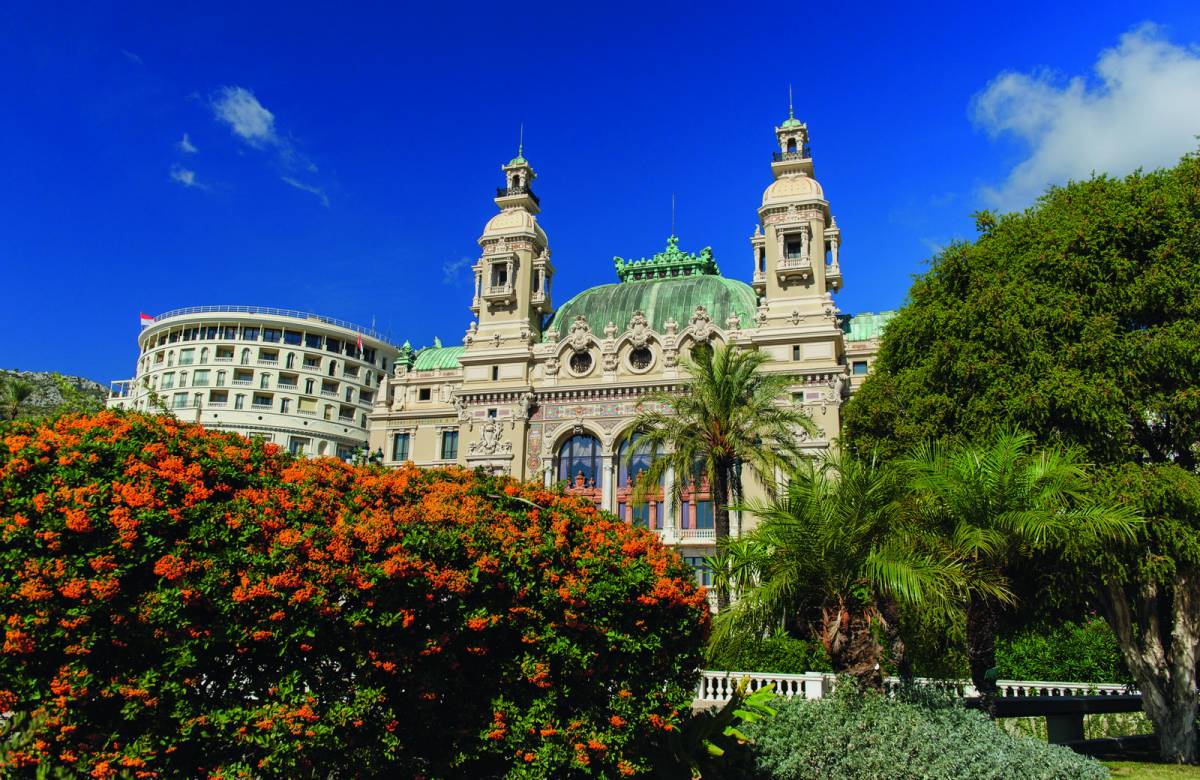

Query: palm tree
left=903, top=430, right=1140, bottom=695
left=709, top=452, right=971, bottom=687
left=623, top=344, right=817, bottom=610
left=1, top=379, right=35, bottom=421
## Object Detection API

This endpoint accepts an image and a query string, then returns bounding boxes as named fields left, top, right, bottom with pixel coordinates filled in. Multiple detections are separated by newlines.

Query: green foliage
left=711, top=452, right=964, bottom=684
left=840, top=151, right=1200, bottom=760
left=745, top=682, right=1110, bottom=780
left=707, top=632, right=832, bottom=675
left=651, top=677, right=777, bottom=780
left=0, top=410, right=710, bottom=778
left=996, top=618, right=1132, bottom=683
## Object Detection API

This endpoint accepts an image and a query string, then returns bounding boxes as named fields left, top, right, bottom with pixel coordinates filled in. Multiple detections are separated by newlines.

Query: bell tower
left=751, top=96, right=842, bottom=327
left=467, top=143, right=554, bottom=347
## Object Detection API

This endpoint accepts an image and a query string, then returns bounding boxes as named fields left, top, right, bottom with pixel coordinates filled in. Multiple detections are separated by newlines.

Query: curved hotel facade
left=107, top=306, right=399, bottom=459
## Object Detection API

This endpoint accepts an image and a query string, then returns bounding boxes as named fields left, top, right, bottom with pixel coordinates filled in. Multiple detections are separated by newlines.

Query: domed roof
left=546, top=274, right=758, bottom=336
left=481, top=208, right=547, bottom=242
left=780, top=116, right=804, bottom=128
left=762, top=173, right=824, bottom=206
left=507, top=154, right=528, bottom=166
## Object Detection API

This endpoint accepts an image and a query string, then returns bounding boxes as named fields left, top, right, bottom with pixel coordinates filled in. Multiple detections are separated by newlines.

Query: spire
left=781, top=84, right=804, bottom=128
left=508, top=124, right=527, bottom=166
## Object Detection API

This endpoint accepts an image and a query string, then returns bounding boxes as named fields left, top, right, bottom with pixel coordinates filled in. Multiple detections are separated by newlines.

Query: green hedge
left=996, top=618, right=1131, bottom=684
left=745, top=683, right=1108, bottom=780
left=707, top=633, right=832, bottom=675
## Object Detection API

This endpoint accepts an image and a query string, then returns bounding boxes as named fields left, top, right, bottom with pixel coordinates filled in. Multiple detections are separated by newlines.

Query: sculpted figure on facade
left=469, top=418, right=512, bottom=456
left=567, top=315, right=591, bottom=353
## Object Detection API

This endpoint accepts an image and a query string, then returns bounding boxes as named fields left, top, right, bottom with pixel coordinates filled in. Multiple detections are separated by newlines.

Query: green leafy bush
left=745, top=682, right=1109, bottom=780
left=996, top=618, right=1131, bottom=683
left=0, top=411, right=710, bottom=778
left=708, top=632, right=832, bottom=674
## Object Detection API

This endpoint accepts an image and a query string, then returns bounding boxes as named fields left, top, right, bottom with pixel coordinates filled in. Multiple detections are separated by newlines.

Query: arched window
left=557, top=434, right=602, bottom=501
left=329, top=360, right=337, bottom=377
left=286, top=352, right=295, bottom=369
left=240, top=348, right=250, bottom=365
left=786, top=138, right=797, bottom=153
left=167, top=351, right=175, bottom=367
left=200, top=347, right=209, bottom=363
left=617, top=435, right=663, bottom=529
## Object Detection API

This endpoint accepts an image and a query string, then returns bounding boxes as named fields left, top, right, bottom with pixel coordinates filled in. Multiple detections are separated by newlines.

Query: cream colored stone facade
left=368, top=115, right=893, bottom=567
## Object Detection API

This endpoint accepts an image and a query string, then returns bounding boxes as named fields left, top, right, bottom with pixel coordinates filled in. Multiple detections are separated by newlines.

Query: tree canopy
left=842, top=151, right=1200, bottom=762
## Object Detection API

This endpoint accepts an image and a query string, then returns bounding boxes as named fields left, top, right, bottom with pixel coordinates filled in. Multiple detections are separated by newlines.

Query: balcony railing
left=495, top=186, right=540, bottom=206
left=337, top=414, right=355, bottom=422
left=251, top=402, right=273, bottom=410
left=297, top=410, right=316, bottom=416
left=257, top=358, right=278, bottom=366
left=214, top=356, right=233, bottom=363
left=676, top=528, right=716, bottom=541
left=772, top=148, right=811, bottom=162
left=232, top=379, right=252, bottom=386
left=207, top=401, right=228, bottom=408
left=320, top=389, right=338, bottom=397
left=145, top=305, right=392, bottom=343
left=277, top=382, right=298, bottom=390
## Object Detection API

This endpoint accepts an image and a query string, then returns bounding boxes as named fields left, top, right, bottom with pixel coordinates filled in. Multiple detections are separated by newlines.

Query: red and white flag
left=356, top=333, right=364, bottom=356
left=139, top=312, right=155, bottom=328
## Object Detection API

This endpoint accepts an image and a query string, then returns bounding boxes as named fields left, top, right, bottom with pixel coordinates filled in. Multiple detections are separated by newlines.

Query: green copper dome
left=781, top=116, right=804, bottom=128
left=507, top=154, right=528, bottom=166
left=546, top=274, right=758, bottom=335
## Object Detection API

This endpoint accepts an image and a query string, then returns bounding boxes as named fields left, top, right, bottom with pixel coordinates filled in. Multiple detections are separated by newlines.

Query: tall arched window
left=285, top=352, right=295, bottom=369
left=240, top=348, right=250, bottom=365
left=557, top=434, right=602, bottom=503
left=617, top=435, right=663, bottom=530
left=200, top=347, right=209, bottom=363
left=329, top=360, right=337, bottom=377
left=786, top=138, right=798, bottom=153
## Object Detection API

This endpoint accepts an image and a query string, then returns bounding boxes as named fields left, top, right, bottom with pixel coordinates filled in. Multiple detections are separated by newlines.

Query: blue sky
left=3, top=1, right=1199, bottom=384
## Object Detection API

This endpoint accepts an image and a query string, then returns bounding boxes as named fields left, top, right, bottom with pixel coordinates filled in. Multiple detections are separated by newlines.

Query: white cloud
left=281, top=176, right=329, bottom=207
left=170, top=166, right=202, bottom=189
left=442, top=256, right=473, bottom=284
left=120, top=49, right=143, bottom=65
left=177, top=133, right=197, bottom=154
left=972, top=24, right=1200, bottom=211
left=212, top=86, right=277, bottom=147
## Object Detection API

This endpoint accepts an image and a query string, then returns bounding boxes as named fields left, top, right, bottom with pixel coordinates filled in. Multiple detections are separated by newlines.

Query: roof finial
left=788, top=84, right=794, bottom=120
left=518, top=123, right=524, bottom=158
left=671, top=192, right=676, bottom=238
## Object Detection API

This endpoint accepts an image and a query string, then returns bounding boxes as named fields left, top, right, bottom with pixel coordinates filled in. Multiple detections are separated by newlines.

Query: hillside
left=0, top=369, right=108, bottom=419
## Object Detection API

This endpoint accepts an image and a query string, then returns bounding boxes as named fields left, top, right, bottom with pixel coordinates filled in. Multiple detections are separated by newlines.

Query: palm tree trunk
left=878, top=597, right=913, bottom=683
left=966, top=596, right=1000, bottom=697
left=712, top=462, right=732, bottom=611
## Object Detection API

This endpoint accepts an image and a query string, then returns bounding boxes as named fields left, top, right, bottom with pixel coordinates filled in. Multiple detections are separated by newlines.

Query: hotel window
left=203, top=326, right=218, bottom=340
left=179, top=348, right=195, bottom=366
left=305, top=378, right=314, bottom=394
left=260, top=374, right=271, bottom=389
left=200, top=347, right=209, bottom=363
left=419, top=388, right=431, bottom=401
left=683, top=556, right=713, bottom=587
left=785, top=237, right=805, bottom=260
left=491, top=366, right=499, bottom=381
left=490, top=263, right=508, bottom=288
left=161, top=373, right=174, bottom=390
left=392, top=432, right=411, bottom=461
left=240, top=349, right=251, bottom=365
left=285, top=353, right=295, bottom=369
left=193, top=393, right=202, bottom=407
left=326, top=338, right=342, bottom=354
left=440, top=430, right=459, bottom=460
left=172, top=392, right=188, bottom=409
left=216, top=371, right=226, bottom=386
left=792, top=345, right=802, bottom=361
left=304, top=356, right=320, bottom=369
left=241, top=327, right=259, bottom=341
left=305, top=334, right=323, bottom=349
left=852, top=361, right=869, bottom=376
left=297, top=398, right=316, bottom=414
left=284, top=330, right=302, bottom=346
left=220, top=325, right=239, bottom=339
left=345, top=387, right=353, bottom=402
left=262, top=328, right=282, bottom=343
left=324, top=405, right=332, bottom=421
left=193, top=370, right=210, bottom=386
left=234, top=394, right=245, bottom=410
left=288, top=437, right=310, bottom=456
left=328, top=361, right=337, bottom=377
left=280, top=398, right=290, bottom=413
left=179, top=372, right=188, bottom=386
left=167, top=351, right=175, bottom=367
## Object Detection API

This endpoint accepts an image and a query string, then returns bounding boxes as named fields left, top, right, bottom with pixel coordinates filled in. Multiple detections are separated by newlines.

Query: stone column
left=662, top=466, right=676, bottom=544
left=600, top=455, right=615, bottom=512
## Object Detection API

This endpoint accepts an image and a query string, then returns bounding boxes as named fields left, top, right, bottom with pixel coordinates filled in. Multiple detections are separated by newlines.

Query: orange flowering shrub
left=0, top=411, right=709, bottom=777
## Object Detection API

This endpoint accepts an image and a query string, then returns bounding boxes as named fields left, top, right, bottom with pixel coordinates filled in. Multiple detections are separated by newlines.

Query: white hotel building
left=107, top=306, right=400, bottom=459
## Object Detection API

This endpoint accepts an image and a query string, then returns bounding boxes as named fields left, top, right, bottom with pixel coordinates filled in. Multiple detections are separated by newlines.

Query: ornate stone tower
left=751, top=99, right=842, bottom=326
left=466, top=146, right=554, bottom=349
